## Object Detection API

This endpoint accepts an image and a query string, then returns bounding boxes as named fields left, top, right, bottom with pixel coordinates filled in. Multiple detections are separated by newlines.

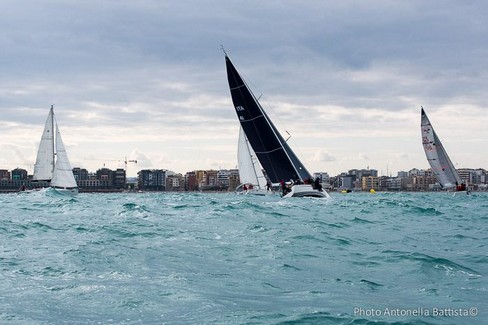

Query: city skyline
left=1, top=1, right=488, bottom=177
left=2, top=165, right=486, bottom=194
left=2, top=164, right=485, bottom=181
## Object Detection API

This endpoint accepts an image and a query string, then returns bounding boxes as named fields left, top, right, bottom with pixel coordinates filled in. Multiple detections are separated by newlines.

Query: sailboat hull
left=237, top=188, right=274, bottom=196
left=282, top=184, right=329, bottom=198
left=51, top=186, right=79, bottom=196
left=235, top=183, right=274, bottom=196
left=452, top=190, right=471, bottom=196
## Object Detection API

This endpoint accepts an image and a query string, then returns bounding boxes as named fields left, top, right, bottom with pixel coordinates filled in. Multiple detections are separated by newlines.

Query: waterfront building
left=166, top=173, right=184, bottom=191
left=138, top=169, right=166, bottom=191
left=388, top=177, right=404, bottom=191
left=228, top=170, right=240, bottom=191
left=114, top=168, right=126, bottom=189
left=11, top=168, right=28, bottom=180
left=361, top=176, right=379, bottom=191
left=340, top=174, right=355, bottom=191
left=184, top=171, right=198, bottom=191
left=410, top=174, right=437, bottom=191
left=72, top=167, right=89, bottom=181
left=0, top=169, right=9, bottom=180
left=397, top=171, right=408, bottom=178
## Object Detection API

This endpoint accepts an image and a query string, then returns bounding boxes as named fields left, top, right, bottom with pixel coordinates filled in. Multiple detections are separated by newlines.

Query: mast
left=50, top=105, right=55, bottom=174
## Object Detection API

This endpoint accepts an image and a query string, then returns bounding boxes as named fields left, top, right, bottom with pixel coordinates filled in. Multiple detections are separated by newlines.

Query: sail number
left=235, top=105, right=245, bottom=111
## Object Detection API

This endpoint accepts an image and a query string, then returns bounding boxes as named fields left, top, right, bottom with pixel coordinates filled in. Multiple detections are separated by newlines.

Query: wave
left=275, top=311, right=438, bottom=324
left=407, top=206, right=443, bottom=216
left=352, top=217, right=375, bottom=224
left=383, top=250, right=480, bottom=277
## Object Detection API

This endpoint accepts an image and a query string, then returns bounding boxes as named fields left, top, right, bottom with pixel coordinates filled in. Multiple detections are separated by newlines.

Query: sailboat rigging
left=421, top=107, right=467, bottom=194
left=224, top=52, right=328, bottom=198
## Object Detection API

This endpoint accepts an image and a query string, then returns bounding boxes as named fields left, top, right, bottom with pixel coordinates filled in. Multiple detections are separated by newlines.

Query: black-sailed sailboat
left=224, top=51, right=328, bottom=198
left=421, top=107, right=468, bottom=194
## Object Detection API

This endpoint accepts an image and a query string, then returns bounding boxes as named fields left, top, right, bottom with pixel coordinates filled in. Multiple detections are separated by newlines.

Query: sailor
left=314, top=177, right=323, bottom=192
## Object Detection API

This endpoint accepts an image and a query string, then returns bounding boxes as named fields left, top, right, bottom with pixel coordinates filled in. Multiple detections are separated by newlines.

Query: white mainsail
left=32, top=106, right=55, bottom=181
left=237, top=127, right=267, bottom=189
left=50, top=123, right=78, bottom=190
left=421, top=107, right=462, bottom=189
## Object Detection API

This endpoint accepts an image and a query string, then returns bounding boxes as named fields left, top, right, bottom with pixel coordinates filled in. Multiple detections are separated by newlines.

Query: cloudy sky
left=1, top=0, right=487, bottom=177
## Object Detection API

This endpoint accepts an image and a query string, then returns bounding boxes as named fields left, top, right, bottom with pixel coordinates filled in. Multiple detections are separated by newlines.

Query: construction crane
left=124, top=157, right=137, bottom=171
left=84, top=156, right=137, bottom=171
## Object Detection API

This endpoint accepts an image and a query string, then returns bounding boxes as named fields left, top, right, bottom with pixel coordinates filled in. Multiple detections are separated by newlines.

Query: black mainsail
left=225, top=54, right=312, bottom=184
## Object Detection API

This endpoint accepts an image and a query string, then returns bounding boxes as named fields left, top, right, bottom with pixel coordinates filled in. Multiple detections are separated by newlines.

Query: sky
left=1, top=0, right=487, bottom=177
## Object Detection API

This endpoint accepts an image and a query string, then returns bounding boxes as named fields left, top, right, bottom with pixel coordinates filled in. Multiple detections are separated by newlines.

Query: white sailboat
left=421, top=107, right=468, bottom=194
left=33, top=105, right=78, bottom=195
left=236, top=127, right=273, bottom=195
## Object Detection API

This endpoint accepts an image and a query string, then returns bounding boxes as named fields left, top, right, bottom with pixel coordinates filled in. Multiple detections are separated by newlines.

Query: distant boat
left=235, top=127, right=273, bottom=196
left=224, top=51, right=329, bottom=198
left=32, top=105, right=78, bottom=195
left=420, top=107, right=468, bottom=194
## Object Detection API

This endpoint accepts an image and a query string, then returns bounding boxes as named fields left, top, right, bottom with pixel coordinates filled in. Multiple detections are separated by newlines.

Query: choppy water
left=0, top=190, right=486, bottom=325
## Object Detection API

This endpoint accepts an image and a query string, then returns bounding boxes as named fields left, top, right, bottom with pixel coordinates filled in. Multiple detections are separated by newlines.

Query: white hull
left=451, top=190, right=471, bottom=196
left=51, top=186, right=79, bottom=196
left=237, top=189, right=274, bottom=196
left=282, top=184, right=329, bottom=198
left=235, top=184, right=274, bottom=196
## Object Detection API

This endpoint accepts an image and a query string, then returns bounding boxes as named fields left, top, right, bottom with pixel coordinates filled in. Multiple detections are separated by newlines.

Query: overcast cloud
left=1, top=0, right=487, bottom=176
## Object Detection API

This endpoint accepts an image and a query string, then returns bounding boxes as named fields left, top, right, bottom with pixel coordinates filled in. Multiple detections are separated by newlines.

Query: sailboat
left=32, top=105, right=78, bottom=195
left=235, top=127, right=273, bottom=195
left=421, top=107, right=468, bottom=194
left=224, top=51, right=329, bottom=198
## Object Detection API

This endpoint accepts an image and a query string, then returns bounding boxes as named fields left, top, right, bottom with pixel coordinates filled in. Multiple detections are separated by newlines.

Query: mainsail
left=32, top=106, right=55, bottom=181
left=237, top=127, right=267, bottom=189
left=421, top=107, right=462, bottom=189
left=225, top=54, right=312, bottom=184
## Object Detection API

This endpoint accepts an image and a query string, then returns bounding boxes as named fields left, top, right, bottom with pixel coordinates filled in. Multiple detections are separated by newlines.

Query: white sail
left=50, top=122, right=78, bottom=190
left=237, top=127, right=267, bottom=189
left=421, top=107, right=462, bottom=189
left=32, top=106, right=55, bottom=181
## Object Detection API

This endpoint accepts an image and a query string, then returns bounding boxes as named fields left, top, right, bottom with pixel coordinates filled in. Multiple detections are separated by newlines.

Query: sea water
left=0, top=190, right=486, bottom=325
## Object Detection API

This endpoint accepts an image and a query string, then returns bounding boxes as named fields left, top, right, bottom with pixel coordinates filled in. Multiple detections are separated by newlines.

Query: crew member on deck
left=314, top=177, right=323, bottom=192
